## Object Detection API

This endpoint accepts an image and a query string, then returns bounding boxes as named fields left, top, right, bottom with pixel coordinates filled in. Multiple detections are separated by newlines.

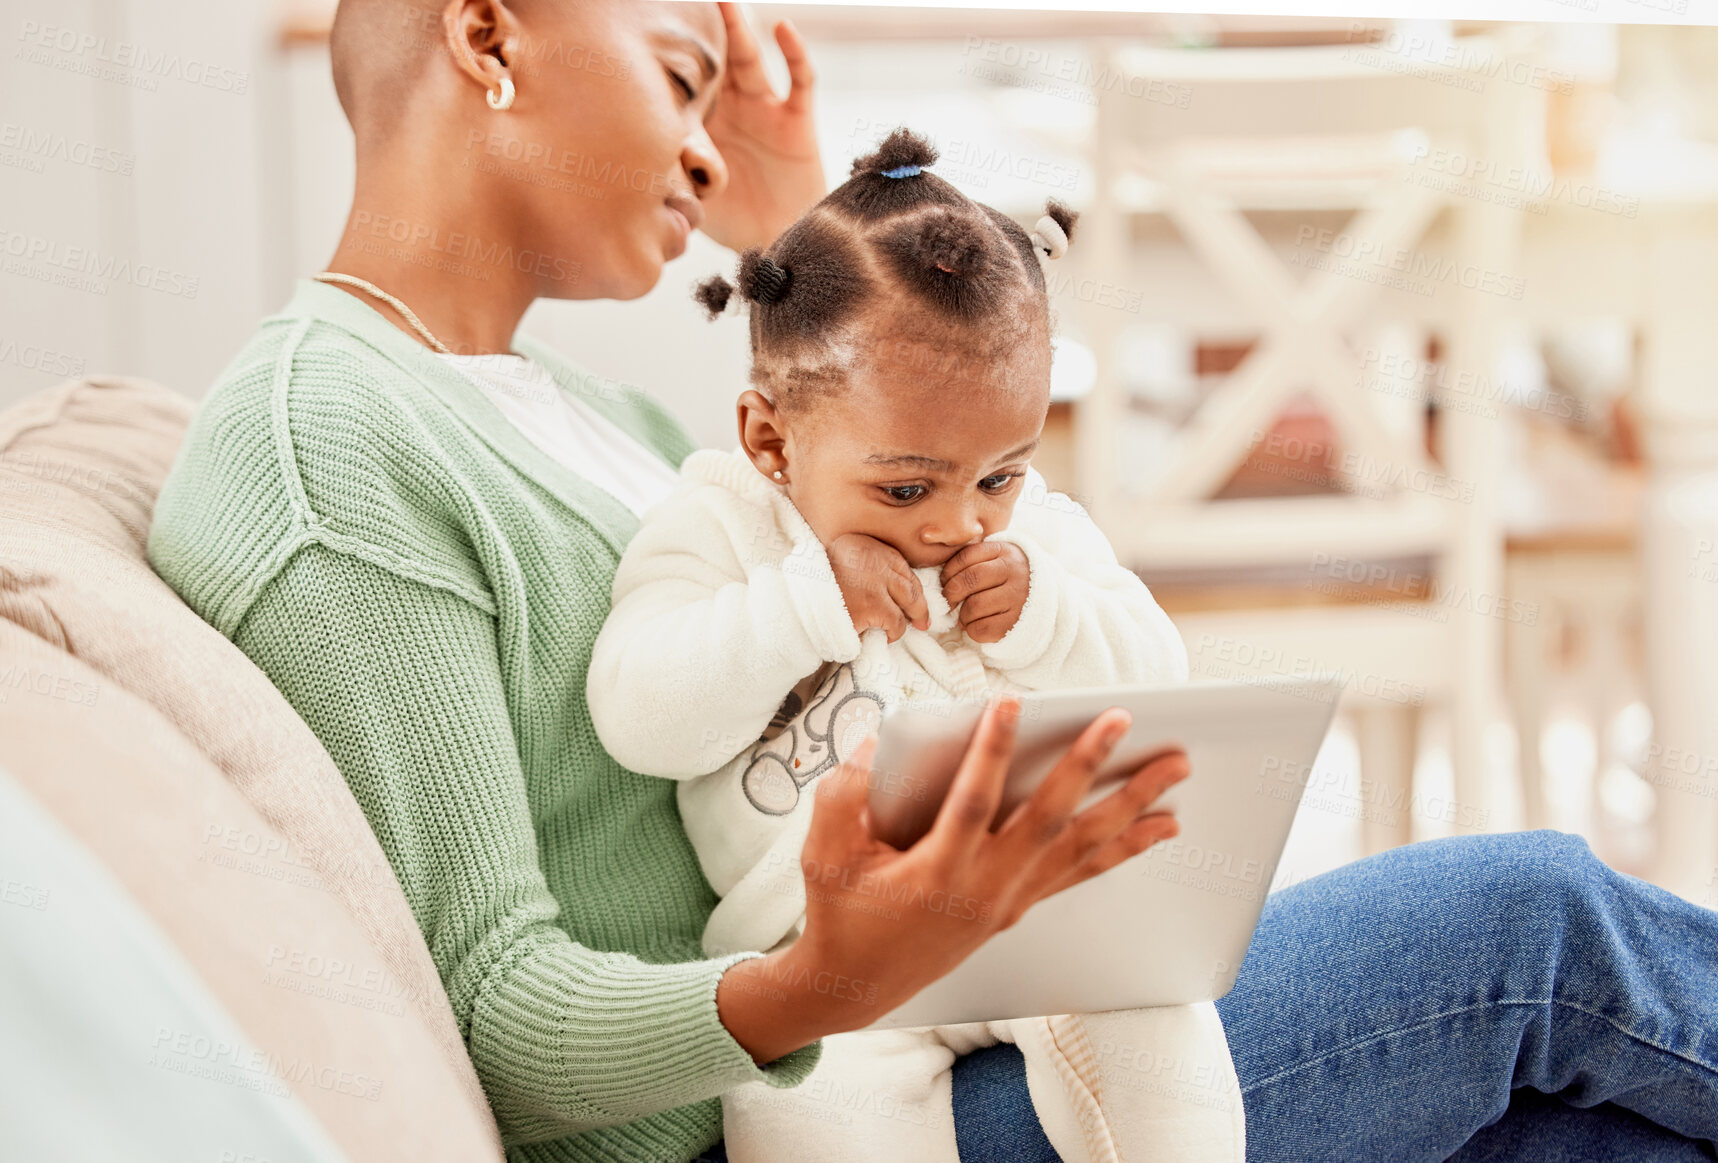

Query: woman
left=147, top=2, right=1718, bottom=1160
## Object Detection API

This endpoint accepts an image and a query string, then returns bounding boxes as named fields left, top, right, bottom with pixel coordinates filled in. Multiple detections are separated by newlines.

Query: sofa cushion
left=0, top=622, right=501, bottom=1162
left=0, top=377, right=502, bottom=1159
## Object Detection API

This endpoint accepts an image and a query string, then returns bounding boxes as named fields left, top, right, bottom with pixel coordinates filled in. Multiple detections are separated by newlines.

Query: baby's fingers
left=939, top=544, right=1003, bottom=601
left=956, top=586, right=1015, bottom=626
left=888, top=564, right=930, bottom=632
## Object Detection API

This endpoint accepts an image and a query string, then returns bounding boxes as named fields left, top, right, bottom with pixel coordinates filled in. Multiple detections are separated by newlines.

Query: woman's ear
left=443, top=0, right=520, bottom=95
left=737, top=390, right=791, bottom=482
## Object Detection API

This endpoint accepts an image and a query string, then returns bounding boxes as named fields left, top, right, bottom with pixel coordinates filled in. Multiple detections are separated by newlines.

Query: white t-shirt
left=437, top=353, right=681, bottom=519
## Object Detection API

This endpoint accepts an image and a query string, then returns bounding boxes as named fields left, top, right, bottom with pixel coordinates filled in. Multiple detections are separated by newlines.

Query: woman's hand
left=699, top=3, right=826, bottom=253
left=716, top=697, right=1189, bottom=1064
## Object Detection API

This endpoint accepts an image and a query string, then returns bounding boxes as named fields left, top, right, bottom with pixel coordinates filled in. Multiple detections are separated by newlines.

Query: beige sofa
left=0, top=377, right=505, bottom=1161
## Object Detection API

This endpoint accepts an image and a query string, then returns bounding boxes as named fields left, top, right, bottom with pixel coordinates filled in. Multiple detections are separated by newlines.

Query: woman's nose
left=682, top=126, right=729, bottom=201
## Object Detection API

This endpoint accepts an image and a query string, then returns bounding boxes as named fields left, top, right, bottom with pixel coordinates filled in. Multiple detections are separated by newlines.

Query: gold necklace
left=312, top=271, right=455, bottom=354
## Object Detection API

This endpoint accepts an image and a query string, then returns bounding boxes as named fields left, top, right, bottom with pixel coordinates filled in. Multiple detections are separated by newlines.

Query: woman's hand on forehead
left=696, top=3, right=826, bottom=252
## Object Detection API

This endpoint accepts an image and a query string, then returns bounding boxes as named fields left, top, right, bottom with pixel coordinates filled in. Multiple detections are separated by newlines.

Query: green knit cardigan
left=148, top=278, right=821, bottom=1163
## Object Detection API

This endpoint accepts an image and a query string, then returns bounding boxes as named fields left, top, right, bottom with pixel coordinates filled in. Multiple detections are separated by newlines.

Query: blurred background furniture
left=1067, top=31, right=1540, bottom=856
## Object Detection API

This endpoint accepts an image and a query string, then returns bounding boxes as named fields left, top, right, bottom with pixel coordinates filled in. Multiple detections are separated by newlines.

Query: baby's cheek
left=989, top=494, right=1024, bottom=537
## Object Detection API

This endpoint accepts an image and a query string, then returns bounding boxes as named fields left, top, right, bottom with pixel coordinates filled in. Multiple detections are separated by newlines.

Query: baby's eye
left=882, top=485, right=927, bottom=504
left=979, top=472, right=1023, bottom=493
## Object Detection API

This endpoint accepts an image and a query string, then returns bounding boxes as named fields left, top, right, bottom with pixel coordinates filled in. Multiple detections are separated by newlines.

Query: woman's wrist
left=715, top=937, right=878, bottom=1066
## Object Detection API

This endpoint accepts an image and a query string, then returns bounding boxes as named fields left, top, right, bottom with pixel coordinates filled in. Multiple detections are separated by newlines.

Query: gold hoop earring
left=487, top=75, right=515, bottom=112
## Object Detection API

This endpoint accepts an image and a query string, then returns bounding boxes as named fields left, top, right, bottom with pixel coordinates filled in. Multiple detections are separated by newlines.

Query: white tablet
left=862, top=676, right=1342, bottom=1029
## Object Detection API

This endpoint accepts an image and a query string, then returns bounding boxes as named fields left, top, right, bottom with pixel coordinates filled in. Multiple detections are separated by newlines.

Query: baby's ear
left=736, top=389, right=791, bottom=481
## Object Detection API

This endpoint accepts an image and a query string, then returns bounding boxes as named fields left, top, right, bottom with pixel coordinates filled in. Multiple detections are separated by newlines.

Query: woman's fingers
left=1044, top=811, right=1181, bottom=899
left=803, top=735, right=877, bottom=859
left=714, top=3, right=772, bottom=97
left=996, top=709, right=1131, bottom=850
left=771, top=19, right=816, bottom=112
left=1020, top=751, right=1187, bottom=907
left=1040, top=749, right=1188, bottom=866
left=925, top=696, right=1020, bottom=852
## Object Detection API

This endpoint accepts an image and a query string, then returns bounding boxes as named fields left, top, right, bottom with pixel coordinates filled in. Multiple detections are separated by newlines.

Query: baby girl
left=589, top=130, right=1243, bottom=1163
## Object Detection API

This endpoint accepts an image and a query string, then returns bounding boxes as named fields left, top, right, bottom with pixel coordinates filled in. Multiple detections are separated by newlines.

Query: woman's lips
left=664, top=192, right=703, bottom=256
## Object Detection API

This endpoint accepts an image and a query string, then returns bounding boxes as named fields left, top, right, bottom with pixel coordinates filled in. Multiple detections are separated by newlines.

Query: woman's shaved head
left=324, top=0, right=732, bottom=303
left=331, top=0, right=509, bottom=142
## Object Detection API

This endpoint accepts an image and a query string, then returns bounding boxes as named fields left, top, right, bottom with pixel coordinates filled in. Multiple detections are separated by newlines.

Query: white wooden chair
left=1065, top=31, right=1548, bottom=848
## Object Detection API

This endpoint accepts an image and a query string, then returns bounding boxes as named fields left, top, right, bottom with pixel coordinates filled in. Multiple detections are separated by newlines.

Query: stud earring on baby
left=772, top=470, right=784, bottom=480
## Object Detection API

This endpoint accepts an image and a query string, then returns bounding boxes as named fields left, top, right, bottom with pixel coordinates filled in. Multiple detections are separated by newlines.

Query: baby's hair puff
left=693, top=127, right=1078, bottom=410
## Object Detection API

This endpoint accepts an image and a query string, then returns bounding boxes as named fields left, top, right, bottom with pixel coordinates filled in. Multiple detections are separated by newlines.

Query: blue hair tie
left=881, top=164, right=922, bottom=179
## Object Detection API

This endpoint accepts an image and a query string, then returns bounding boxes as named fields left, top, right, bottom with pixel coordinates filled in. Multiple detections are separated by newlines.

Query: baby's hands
left=940, top=542, right=1030, bottom=643
left=827, top=533, right=930, bottom=643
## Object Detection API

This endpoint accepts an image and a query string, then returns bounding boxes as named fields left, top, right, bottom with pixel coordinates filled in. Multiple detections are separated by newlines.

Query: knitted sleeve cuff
left=470, top=938, right=823, bottom=1141
left=974, top=529, right=1061, bottom=673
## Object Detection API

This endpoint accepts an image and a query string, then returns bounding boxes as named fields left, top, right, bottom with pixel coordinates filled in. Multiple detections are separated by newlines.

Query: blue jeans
left=944, top=831, right=1718, bottom=1162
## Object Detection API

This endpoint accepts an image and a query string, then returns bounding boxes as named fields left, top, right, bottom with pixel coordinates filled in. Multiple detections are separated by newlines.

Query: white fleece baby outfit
left=589, top=448, right=1245, bottom=1163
